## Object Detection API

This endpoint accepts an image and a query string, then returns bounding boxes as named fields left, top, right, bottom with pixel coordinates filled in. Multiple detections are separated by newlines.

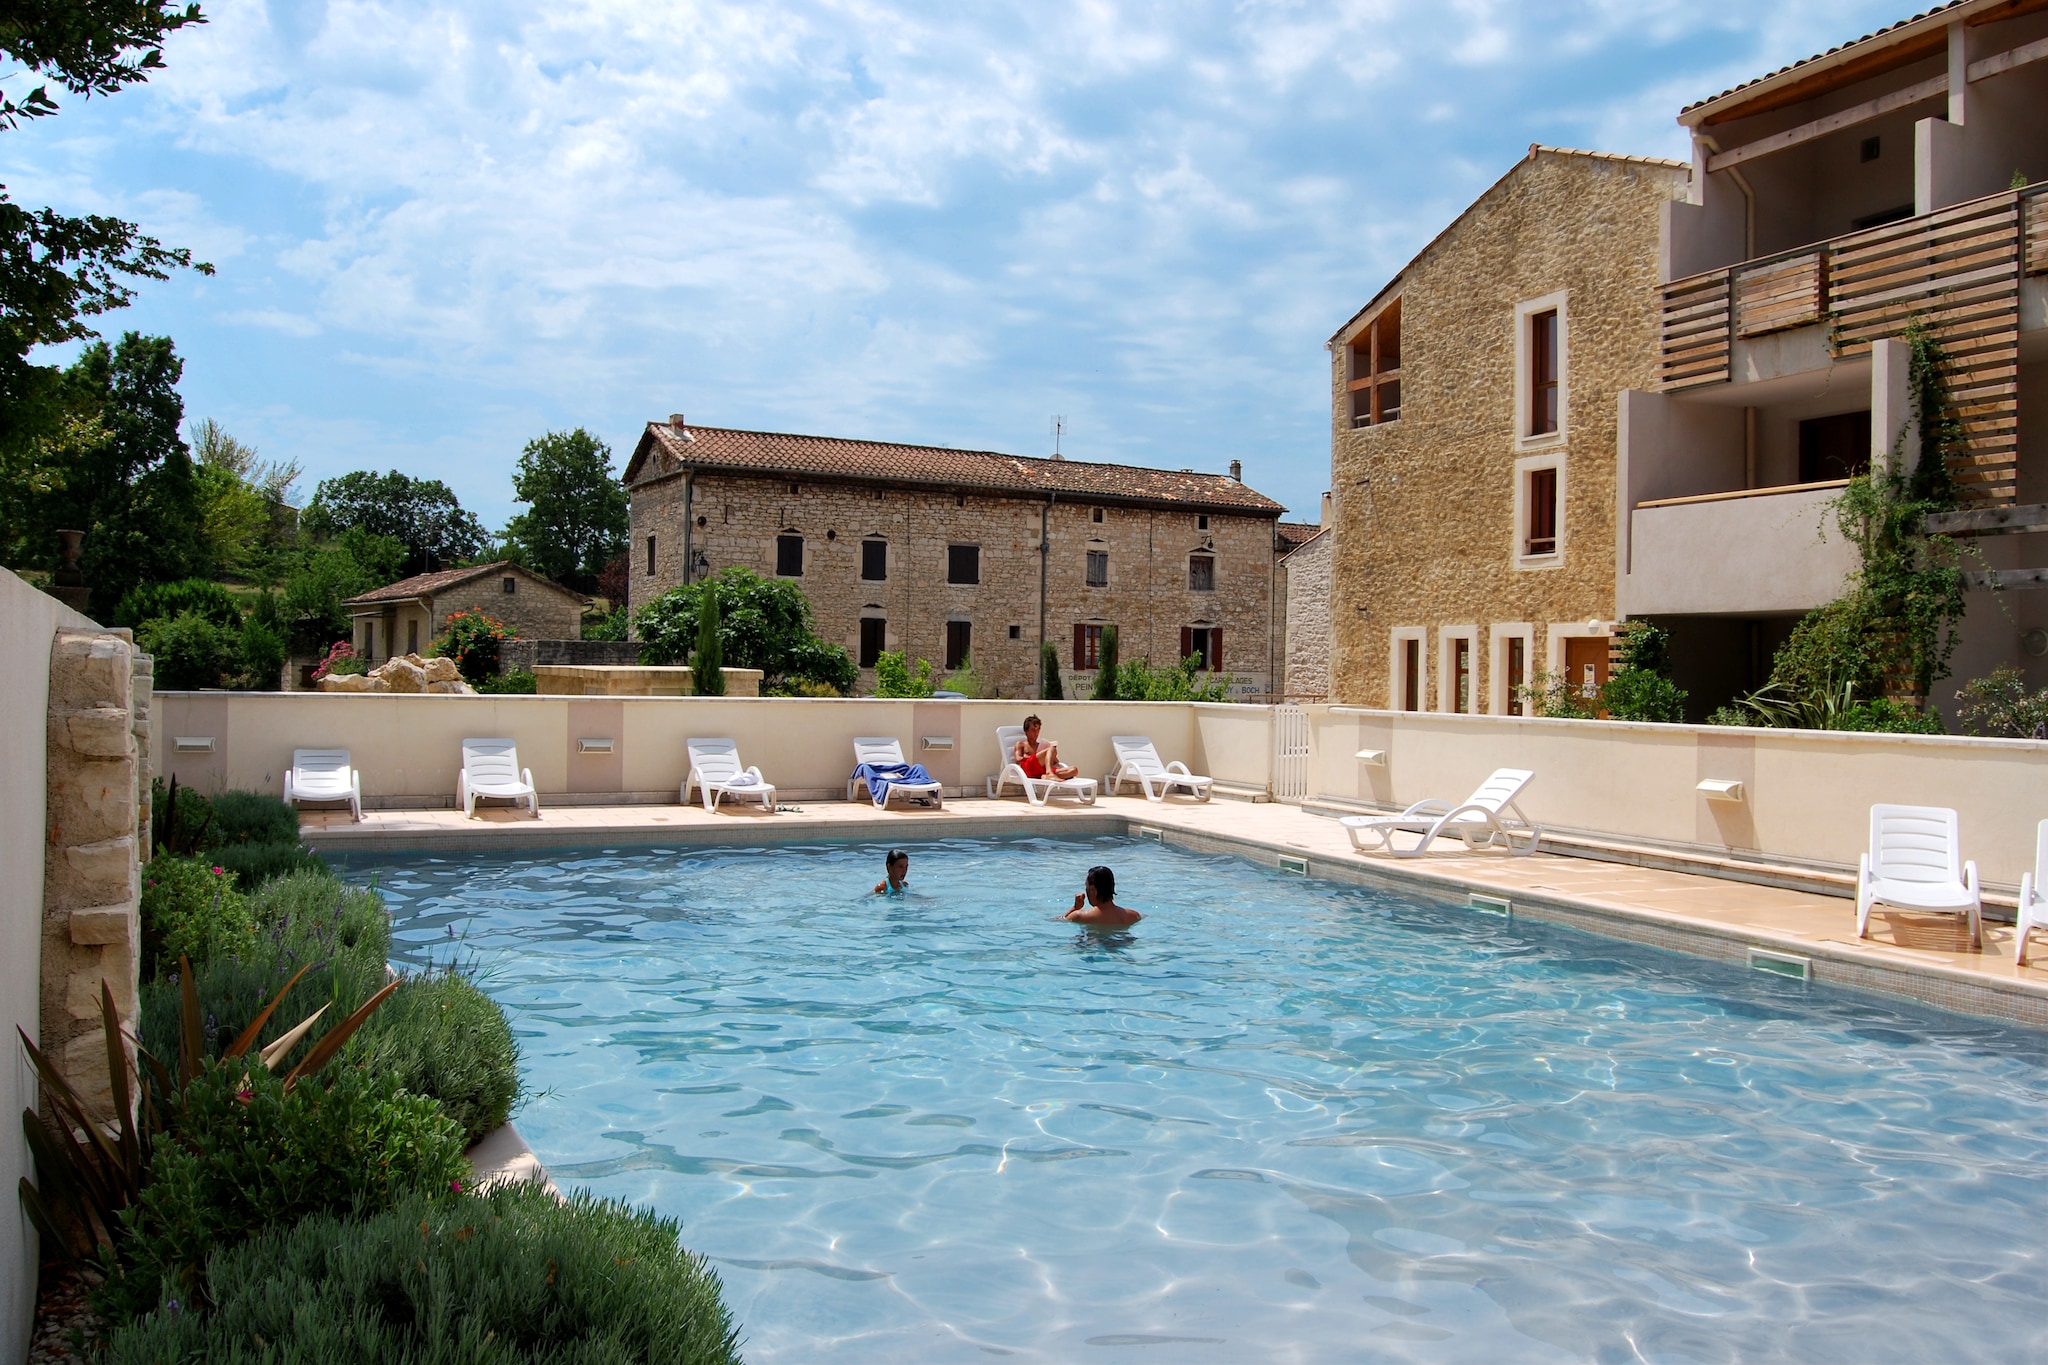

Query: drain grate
left=1278, top=855, right=1308, bottom=876
left=1747, top=948, right=1811, bottom=982
left=1468, top=894, right=1512, bottom=917
left=1137, top=826, right=1164, bottom=842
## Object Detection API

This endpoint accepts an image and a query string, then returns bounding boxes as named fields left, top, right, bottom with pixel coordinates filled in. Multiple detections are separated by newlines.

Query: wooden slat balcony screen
left=1657, top=185, right=2048, bottom=505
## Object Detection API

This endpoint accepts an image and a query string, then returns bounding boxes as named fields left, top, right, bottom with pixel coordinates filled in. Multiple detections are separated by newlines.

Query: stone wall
left=630, top=470, right=1280, bottom=698
left=41, top=630, right=148, bottom=1121
left=1282, top=532, right=1332, bottom=699
left=502, top=639, right=642, bottom=672
left=432, top=574, right=583, bottom=643
left=1327, top=149, right=1689, bottom=707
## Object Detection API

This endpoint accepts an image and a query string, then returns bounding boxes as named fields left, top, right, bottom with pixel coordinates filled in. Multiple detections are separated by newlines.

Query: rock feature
left=315, top=653, right=476, bottom=694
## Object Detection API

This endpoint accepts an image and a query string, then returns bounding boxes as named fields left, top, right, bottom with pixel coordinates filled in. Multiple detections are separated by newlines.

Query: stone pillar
left=41, top=630, right=142, bottom=1119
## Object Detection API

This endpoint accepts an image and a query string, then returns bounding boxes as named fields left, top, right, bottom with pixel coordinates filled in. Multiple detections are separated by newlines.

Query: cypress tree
left=692, top=588, right=726, bottom=695
left=1091, top=624, right=1119, bottom=701
left=1040, top=640, right=1064, bottom=700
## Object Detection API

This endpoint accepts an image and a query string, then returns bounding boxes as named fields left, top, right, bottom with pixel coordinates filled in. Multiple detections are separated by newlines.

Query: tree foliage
left=872, top=650, right=936, bottom=699
left=635, top=567, right=855, bottom=694
left=502, top=428, right=627, bottom=592
left=1113, top=653, right=1235, bottom=702
left=692, top=588, right=724, bottom=695
left=1090, top=624, right=1119, bottom=700
left=302, top=470, right=488, bottom=578
left=1040, top=640, right=1064, bottom=700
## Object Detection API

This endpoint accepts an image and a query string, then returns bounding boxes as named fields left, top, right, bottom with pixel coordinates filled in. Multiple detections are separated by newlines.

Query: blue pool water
left=339, top=836, right=2048, bottom=1364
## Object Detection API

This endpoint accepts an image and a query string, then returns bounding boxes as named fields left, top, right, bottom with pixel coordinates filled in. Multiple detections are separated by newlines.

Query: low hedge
left=101, top=1182, right=743, bottom=1364
left=355, top=968, right=523, bottom=1145
left=98, top=1062, right=469, bottom=1324
left=208, top=789, right=301, bottom=848
left=139, top=858, right=253, bottom=980
left=211, top=839, right=326, bottom=887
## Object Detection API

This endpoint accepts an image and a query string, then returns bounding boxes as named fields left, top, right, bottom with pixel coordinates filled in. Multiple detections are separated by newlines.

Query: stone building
left=623, top=421, right=1289, bottom=698
left=344, top=561, right=587, bottom=665
left=1327, top=146, right=1690, bottom=712
left=1278, top=521, right=1331, bottom=700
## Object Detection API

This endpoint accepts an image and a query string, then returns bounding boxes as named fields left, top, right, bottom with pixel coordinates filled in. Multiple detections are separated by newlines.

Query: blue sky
left=2, top=0, right=1912, bottom=529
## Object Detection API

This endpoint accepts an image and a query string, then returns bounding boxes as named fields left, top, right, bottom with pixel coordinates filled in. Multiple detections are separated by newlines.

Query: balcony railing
left=1657, top=184, right=2048, bottom=505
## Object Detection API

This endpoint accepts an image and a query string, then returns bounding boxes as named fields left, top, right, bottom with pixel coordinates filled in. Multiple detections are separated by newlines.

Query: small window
left=1401, top=637, right=1421, bottom=712
left=364, top=621, right=376, bottom=660
left=407, top=620, right=419, bottom=654
left=645, top=535, right=656, bottom=577
left=1798, top=411, right=1872, bottom=484
left=1181, top=626, right=1222, bottom=671
left=1091, top=507, right=1104, bottom=524
left=1086, top=550, right=1108, bottom=587
left=948, top=544, right=980, bottom=585
left=861, top=539, right=887, bottom=581
left=502, top=576, right=516, bottom=595
left=1008, top=624, right=1021, bottom=640
left=945, top=620, right=972, bottom=670
left=1525, top=467, right=1559, bottom=557
left=1507, top=636, right=1528, bottom=716
left=776, top=534, right=804, bottom=578
left=1074, top=623, right=1104, bottom=669
left=1451, top=637, right=1472, bottom=714
left=1188, top=554, right=1215, bottom=592
left=1860, top=135, right=1881, bottom=163
left=1346, top=299, right=1402, bottom=428
left=1197, top=514, right=1209, bottom=530
left=789, top=482, right=800, bottom=495
left=1529, top=309, right=1559, bottom=437
left=859, top=618, right=886, bottom=668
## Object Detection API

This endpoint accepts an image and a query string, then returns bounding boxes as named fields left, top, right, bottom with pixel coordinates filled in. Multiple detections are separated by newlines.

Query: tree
left=273, top=527, right=406, bottom=655
left=502, top=428, right=628, bottom=593
left=635, top=567, right=855, bottom=695
left=1091, top=624, right=1119, bottom=701
left=692, top=589, right=725, bottom=696
left=302, top=470, right=488, bottom=578
left=0, top=2, right=211, bottom=514
left=1040, top=641, right=1064, bottom=700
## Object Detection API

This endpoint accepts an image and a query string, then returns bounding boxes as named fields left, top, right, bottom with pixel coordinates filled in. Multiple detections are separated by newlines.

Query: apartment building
left=1326, top=146, right=1691, bottom=711
left=623, top=421, right=1288, bottom=698
left=1620, top=0, right=2048, bottom=719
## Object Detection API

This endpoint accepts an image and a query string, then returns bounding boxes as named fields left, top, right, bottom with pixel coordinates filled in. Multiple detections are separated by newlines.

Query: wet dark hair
left=1086, top=865, right=1114, bottom=900
left=1023, top=714, right=1042, bottom=728
left=886, top=849, right=909, bottom=868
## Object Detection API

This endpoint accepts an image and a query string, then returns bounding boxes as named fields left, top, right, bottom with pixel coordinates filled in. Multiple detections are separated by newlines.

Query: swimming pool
left=341, top=835, right=2048, bottom=1364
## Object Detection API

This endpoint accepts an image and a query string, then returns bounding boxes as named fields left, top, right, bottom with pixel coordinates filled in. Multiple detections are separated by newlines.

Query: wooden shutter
left=1180, top=626, right=1192, bottom=661
left=1074, top=623, right=1087, bottom=668
left=1210, top=628, right=1221, bottom=670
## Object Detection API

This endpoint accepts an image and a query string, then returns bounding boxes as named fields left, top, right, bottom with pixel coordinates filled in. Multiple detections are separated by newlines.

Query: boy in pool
left=874, top=849, right=910, bottom=894
left=1064, top=865, right=1140, bottom=927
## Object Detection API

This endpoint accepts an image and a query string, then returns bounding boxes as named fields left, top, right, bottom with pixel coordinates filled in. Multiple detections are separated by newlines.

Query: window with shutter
left=861, top=540, right=887, bottom=581
left=1188, top=554, right=1214, bottom=591
left=1074, top=624, right=1102, bottom=669
left=1184, top=627, right=1222, bottom=670
left=776, top=533, right=804, bottom=577
left=1086, top=550, right=1108, bottom=588
left=945, top=620, right=972, bottom=670
left=948, top=544, right=980, bottom=585
left=1525, top=467, right=1558, bottom=557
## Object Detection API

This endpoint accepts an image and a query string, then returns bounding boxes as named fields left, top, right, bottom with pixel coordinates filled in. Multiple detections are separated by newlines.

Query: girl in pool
left=874, top=849, right=910, bottom=894
left=1064, top=865, right=1140, bottom=927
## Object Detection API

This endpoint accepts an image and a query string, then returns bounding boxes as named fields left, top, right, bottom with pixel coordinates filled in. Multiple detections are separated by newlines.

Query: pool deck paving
left=301, top=794, right=2048, bottom=1028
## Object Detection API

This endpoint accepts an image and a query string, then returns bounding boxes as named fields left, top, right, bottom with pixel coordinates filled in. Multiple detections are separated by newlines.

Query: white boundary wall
left=0, top=570, right=97, bottom=1365
left=153, top=692, right=2048, bottom=888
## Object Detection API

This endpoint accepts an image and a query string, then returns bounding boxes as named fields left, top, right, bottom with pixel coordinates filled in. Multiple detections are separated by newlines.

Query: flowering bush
left=428, top=610, right=513, bottom=685
left=139, top=857, right=254, bottom=979
left=310, top=641, right=365, bottom=680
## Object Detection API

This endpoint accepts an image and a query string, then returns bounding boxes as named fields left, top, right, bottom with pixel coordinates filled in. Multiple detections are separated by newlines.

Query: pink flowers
left=450, top=1178, right=464, bottom=1193
left=210, top=866, right=224, bottom=876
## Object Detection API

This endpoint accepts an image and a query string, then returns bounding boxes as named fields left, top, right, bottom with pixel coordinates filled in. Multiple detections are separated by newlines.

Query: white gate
left=1273, top=703, right=1309, bottom=804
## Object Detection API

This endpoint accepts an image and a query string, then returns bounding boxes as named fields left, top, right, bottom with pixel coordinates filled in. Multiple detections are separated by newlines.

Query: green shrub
left=211, top=840, right=325, bottom=888
left=234, top=616, right=287, bottom=691
left=1114, top=653, right=1234, bottom=702
left=354, top=969, right=522, bottom=1145
left=429, top=608, right=513, bottom=685
left=139, top=872, right=389, bottom=1065
left=207, top=790, right=300, bottom=847
left=583, top=603, right=629, bottom=640
left=873, top=649, right=937, bottom=698
left=151, top=777, right=214, bottom=855
left=479, top=667, right=539, bottom=694
left=111, top=578, right=243, bottom=632
left=1091, top=624, right=1120, bottom=700
left=139, top=611, right=240, bottom=690
left=310, top=639, right=366, bottom=679
left=637, top=565, right=854, bottom=692
left=1040, top=640, right=1064, bottom=700
left=140, top=858, right=253, bottom=980
left=1600, top=666, right=1686, bottom=723
left=100, top=1062, right=469, bottom=1322
left=693, top=585, right=726, bottom=695
left=1954, top=666, right=2048, bottom=738
left=100, top=1182, right=742, bottom=1364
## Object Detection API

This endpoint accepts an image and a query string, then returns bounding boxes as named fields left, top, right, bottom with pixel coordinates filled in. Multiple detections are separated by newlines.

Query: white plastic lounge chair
left=1340, top=768, right=1541, bottom=858
left=1856, top=804, right=1979, bottom=947
left=283, top=748, right=361, bottom=822
left=459, top=738, right=539, bottom=819
left=847, top=736, right=944, bottom=809
left=1105, top=736, right=1213, bottom=802
left=684, top=738, right=776, bottom=813
left=987, top=725, right=1097, bottom=806
left=2016, top=819, right=2047, bottom=967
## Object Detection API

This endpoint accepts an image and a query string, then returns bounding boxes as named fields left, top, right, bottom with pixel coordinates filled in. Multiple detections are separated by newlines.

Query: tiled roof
left=1276, top=522, right=1324, bottom=554
left=343, top=561, right=582, bottom=606
left=625, top=423, right=1287, bottom=516
left=1679, top=0, right=2006, bottom=121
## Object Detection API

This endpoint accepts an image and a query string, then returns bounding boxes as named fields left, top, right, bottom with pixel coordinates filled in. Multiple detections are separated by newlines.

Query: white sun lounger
left=459, top=738, right=539, bottom=819
left=987, top=725, right=1096, bottom=806
left=1857, top=804, right=1979, bottom=947
left=684, top=738, right=776, bottom=813
left=1340, top=768, right=1541, bottom=857
left=1105, top=736, right=1212, bottom=802
left=848, top=736, right=943, bottom=808
left=283, top=748, right=361, bottom=822
left=2016, top=819, right=2047, bottom=967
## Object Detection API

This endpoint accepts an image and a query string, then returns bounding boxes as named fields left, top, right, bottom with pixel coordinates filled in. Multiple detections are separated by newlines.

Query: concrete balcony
left=1620, top=483, right=1859, bottom=618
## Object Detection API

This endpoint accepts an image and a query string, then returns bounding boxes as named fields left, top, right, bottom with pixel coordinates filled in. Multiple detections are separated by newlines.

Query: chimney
left=668, top=413, right=686, bottom=430
left=1228, top=459, right=1242, bottom=482
left=1320, top=491, right=1333, bottom=523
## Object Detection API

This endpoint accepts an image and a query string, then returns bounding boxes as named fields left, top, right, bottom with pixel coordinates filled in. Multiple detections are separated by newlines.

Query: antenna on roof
left=1051, top=415, right=1065, bottom=461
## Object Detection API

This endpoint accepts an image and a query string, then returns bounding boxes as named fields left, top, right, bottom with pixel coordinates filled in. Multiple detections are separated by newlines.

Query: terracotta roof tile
left=1679, top=0, right=1976, bottom=117
left=1276, top=521, right=1324, bottom=554
left=626, top=424, right=1287, bottom=516
left=343, top=561, right=582, bottom=606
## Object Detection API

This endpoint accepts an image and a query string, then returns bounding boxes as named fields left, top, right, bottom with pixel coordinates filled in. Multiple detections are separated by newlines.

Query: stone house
left=344, top=561, right=587, bottom=665
left=623, top=422, right=1289, bottom=698
left=1327, top=146, right=1690, bottom=712
left=1278, top=520, right=1331, bottom=700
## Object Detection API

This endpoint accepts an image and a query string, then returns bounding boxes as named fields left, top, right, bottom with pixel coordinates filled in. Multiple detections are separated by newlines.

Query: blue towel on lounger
left=851, top=761, right=934, bottom=803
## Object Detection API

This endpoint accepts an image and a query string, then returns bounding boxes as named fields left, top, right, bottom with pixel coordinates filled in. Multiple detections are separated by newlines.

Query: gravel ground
left=26, top=1263, right=97, bottom=1365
